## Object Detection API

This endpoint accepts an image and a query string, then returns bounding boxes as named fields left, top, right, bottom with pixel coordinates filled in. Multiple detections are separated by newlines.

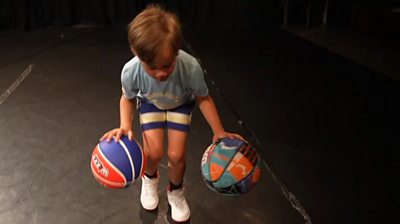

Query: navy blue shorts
left=138, top=101, right=195, bottom=132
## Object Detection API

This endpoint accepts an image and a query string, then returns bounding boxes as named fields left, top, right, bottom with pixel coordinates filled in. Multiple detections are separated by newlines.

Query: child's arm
left=100, top=95, right=136, bottom=142
left=196, top=95, right=243, bottom=142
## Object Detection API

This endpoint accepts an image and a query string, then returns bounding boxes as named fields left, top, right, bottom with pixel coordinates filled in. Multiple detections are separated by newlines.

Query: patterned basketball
left=201, top=138, right=261, bottom=195
left=91, top=135, right=145, bottom=188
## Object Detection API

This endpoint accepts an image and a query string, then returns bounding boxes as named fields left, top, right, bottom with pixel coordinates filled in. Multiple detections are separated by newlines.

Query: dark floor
left=0, top=27, right=302, bottom=224
left=0, top=25, right=399, bottom=224
left=185, top=27, right=400, bottom=224
left=284, top=26, right=400, bottom=82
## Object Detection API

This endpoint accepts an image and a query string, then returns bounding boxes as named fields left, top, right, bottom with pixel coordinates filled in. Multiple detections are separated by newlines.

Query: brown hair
left=128, top=5, right=182, bottom=65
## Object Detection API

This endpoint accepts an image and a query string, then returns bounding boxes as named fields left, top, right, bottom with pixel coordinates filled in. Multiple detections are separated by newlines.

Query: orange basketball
left=91, top=136, right=145, bottom=188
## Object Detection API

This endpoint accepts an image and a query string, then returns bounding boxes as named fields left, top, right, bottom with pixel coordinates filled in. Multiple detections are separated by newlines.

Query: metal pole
left=322, top=0, right=329, bottom=27
left=283, top=0, right=288, bottom=28
left=306, top=1, right=311, bottom=29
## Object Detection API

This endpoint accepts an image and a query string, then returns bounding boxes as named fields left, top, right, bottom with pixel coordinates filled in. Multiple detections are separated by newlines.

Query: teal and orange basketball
left=200, top=138, right=261, bottom=195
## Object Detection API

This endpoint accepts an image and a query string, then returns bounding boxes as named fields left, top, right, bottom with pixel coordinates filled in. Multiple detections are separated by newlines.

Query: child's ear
left=130, top=47, right=136, bottom=56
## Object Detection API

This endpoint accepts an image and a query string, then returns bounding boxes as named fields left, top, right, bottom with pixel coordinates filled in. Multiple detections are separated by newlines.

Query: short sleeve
left=121, top=63, right=138, bottom=99
left=191, top=65, right=209, bottom=96
left=188, top=59, right=209, bottom=97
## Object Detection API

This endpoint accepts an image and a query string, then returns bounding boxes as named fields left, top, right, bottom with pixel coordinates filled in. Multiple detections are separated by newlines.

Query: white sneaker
left=140, top=175, right=159, bottom=210
left=167, top=188, right=190, bottom=222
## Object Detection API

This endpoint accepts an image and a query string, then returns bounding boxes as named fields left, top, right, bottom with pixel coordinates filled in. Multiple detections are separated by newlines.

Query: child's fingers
left=234, top=134, right=246, bottom=142
left=212, top=135, right=219, bottom=143
left=100, top=131, right=113, bottom=142
left=106, top=132, right=115, bottom=142
left=227, top=133, right=246, bottom=142
left=128, top=131, right=134, bottom=141
left=114, top=129, right=123, bottom=142
left=100, top=133, right=107, bottom=141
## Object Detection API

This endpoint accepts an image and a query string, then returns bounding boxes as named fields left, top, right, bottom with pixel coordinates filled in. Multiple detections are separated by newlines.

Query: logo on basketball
left=92, top=155, right=109, bottom=177
left=90, top=135, right=145, bottom=189
left=201, top=145, right=212, bottom=167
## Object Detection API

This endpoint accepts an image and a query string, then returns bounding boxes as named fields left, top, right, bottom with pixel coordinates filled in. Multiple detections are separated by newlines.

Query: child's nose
left=156, top=71, right=168, bottom=80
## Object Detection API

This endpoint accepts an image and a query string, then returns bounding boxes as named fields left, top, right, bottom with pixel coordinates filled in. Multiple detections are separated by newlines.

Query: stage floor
left=0, top=26, right=398, bottom=223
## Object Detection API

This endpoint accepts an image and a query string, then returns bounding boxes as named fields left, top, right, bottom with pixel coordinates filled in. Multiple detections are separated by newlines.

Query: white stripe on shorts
left=166, top=111, right=192, bottom=125
left=140, top=112, right=166, bottom=124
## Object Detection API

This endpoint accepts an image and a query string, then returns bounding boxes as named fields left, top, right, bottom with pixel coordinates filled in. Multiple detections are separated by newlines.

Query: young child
left=101, top=5, right=243, bottom=222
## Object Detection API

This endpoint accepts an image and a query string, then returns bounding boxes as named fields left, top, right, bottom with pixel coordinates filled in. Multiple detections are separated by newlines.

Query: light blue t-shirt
left=121, top=50, right=209, bottom=110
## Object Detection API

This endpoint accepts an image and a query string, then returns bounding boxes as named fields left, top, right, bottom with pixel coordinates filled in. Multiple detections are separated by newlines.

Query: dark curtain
left=0, top=0, right=281, bottom=31
left=0, top=0, right=398, bottom=35
left=0, top=0, right=141, bottom=30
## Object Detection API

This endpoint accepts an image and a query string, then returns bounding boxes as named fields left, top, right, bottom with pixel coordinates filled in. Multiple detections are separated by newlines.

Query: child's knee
left=147, top=147, right=164, bottom=161
left=167, top=150, right=185, bottom=164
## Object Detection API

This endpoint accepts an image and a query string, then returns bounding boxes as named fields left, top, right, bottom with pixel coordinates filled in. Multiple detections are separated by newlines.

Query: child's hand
left=212, top=131, right=245, bottom=143
left=100, top=128, right=134, bottom=142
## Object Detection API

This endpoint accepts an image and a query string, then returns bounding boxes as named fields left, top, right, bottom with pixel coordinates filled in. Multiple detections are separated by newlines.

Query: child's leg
left=140, top=128, right=164, bottom=211
left=164, top=102, right=193, bottom=222
left=167, top=129, right=188, bottom=186
left=142, top=128, right=165, bottom=176
left=166, top=129, right=191, bottom=222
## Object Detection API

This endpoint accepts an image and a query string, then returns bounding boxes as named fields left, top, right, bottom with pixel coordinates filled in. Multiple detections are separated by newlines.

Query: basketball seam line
left=97, top=144, right=128, bottom=184
left=118, top=138, right=136, bottom=182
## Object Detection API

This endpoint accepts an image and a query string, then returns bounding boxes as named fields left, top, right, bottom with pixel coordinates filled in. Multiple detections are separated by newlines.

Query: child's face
left=141, top=47, right=176, bottom=81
